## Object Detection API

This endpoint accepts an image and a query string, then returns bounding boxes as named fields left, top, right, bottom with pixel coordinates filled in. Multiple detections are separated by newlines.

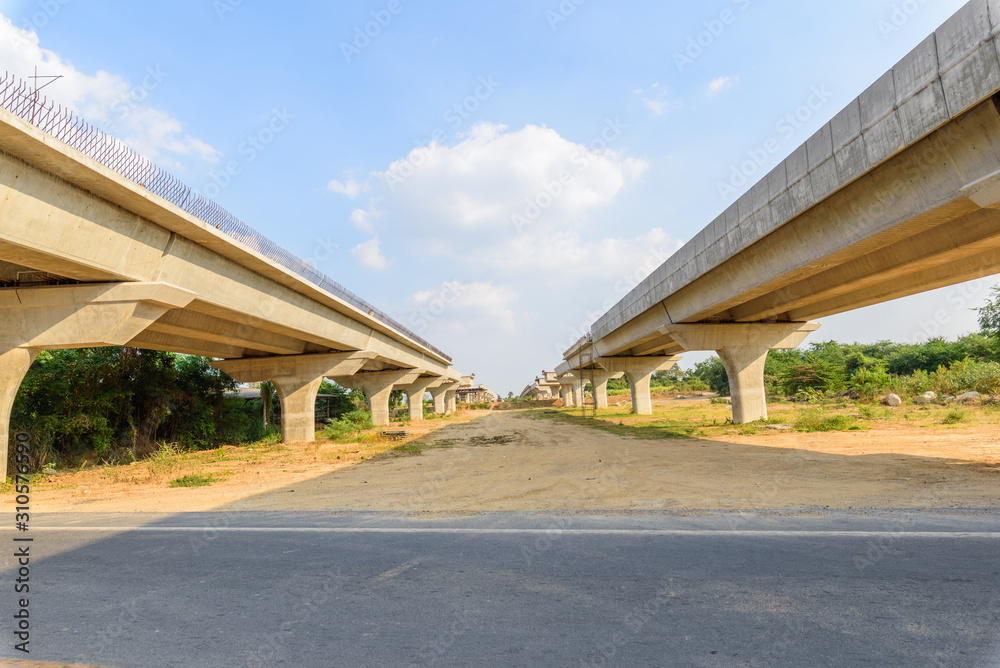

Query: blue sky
left=0, top=0, right=986, bottom=395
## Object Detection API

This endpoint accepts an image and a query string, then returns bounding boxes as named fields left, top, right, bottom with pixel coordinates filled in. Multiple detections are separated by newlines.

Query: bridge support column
left=399, top=377, right=440, bottom=422
left=558, top=376, right=576, bottom=407
left=0, top=348, right=39, bottom=481
left=445, top=389, right=458, bottom=414
left=212, top=351, right=376, bottom=443
left=271, top=376, right=324, bottom=443
left=597, top=357, right=682, bottom=416
left=667, top=323, right=820, bottom=424
left=430, top=381, right=459, bottom=415
left=572, top=379, right=585, bottom=408
left=586, top=370, right=625, bottom=410
left=333, top=369, right=423, bottom=427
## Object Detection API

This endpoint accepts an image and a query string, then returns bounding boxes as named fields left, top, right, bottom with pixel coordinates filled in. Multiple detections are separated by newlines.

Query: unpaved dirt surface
left=33, top=409, right=1000, bottom=513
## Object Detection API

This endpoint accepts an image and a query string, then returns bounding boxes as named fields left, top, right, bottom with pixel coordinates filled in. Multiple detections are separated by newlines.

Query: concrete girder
left=0, top=282, right=196, bottom=350
left=726, top=208, right=1000, bottom=322
left=595, top=357, right=682, bottom=416
left=145, top=309, right=308, bottom=356
left=210, top=351, right=377, bottom=443
left=666, top=323, right=820, bottom=423
left=789, top=246, right=1000, bottom=321
left=332, top=369, right=424, bottom=427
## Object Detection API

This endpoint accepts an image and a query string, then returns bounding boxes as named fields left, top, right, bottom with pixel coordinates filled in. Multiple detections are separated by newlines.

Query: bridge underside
left=593, top=100, right=1000, bottom=362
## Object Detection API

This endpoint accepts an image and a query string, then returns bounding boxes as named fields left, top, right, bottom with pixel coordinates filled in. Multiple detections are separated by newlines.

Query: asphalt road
left=2, top=510, right=999, bottom=667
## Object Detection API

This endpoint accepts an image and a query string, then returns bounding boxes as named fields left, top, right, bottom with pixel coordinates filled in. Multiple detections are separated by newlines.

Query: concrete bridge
left=0, top=84, right=466, bottom=478
left=559, top=0, right=1000, bottom=422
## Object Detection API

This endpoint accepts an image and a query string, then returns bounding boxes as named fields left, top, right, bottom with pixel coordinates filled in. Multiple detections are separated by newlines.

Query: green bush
left=929, top=359, right=1000, bottom=396
left=795, top=411, right=858, bottom=433
left=323, top=409, right=374, bottom=440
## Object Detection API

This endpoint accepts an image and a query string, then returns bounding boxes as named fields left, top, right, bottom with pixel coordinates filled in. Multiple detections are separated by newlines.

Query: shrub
left=795, top=411, right=857, bottom=433
left=850, top=364, right=894, bottom=400
left=323, top=409, right=374, bottom=440
left=942, top=408, right=966, bottom=425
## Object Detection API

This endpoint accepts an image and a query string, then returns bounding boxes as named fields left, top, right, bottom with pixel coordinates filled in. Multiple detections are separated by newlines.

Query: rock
left=915, top=391, right=937, bottom=405
left=676, top=395, right=688, bottom=400
left=957, top=391, right=981, bottom=404
left=882, top=394, right=902, bottom=407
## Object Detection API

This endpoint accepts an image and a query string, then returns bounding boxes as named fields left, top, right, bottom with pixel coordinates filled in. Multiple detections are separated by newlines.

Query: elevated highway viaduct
left=559, top=0, right=1000, bottom=422
left=0, top=85, right=466, bottom=479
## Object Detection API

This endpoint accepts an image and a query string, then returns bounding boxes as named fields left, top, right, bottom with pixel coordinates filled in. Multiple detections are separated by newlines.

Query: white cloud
left=406, top=281, right=519, bottom=334
left=351, top=236, right=389, bottom=270
left=637, top=83, right=676, bottom=117
left=0, top=14, right=219, bottom=169
left=372, top=121, right=648, bottom=232
left=708, top=76, right=736, bottom=96
left=328, top=177, right=367, bottom=198
left=349, top=207, right=376, bottom=234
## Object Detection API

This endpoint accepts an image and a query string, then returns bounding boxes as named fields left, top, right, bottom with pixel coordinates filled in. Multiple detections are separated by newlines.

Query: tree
left=976, top=284, right=1000, bottom=336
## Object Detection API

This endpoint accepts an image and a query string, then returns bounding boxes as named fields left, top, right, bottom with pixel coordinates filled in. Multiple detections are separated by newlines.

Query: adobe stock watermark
left=408, top=282, right=467, bottom=335
left=674, top=0, right=752, bottom=72
left=717, top=84, right=833, bottom=201
left=512, top=117, right=628, bottom=234
left=554, top=240, right=678, bottom=357
left=341, top=0, right=409, bottom=63
left=545, top=0, right=587, bottom=30
left=15, top=0, right=71, bottom=34
left=213, top=0, right=243, bottom=21
left=877, top=0, right=930, bottom=40
left=198, top=107, right=294, bottom=200
left=382, top=75, right=502, bottom=192
left=98, top=66, right=169, bottom=135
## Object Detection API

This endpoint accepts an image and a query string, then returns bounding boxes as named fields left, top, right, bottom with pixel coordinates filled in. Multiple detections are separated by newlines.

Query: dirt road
left=224, top=410, right=999, bottom=512
left=33, top=409, right=1000, bottom=514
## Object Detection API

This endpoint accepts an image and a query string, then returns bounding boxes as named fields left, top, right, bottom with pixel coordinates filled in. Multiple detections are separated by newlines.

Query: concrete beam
left=0, top=282, right=196, bottom=349
left=0, top=282, right=196, bottom=479
left=145, top=309, right=308, bottom=356
left=667, top=323, right=820, bottom=423
left=333, top=369, right=423, bottom=427
left=596, top=357, right=681, bottom=416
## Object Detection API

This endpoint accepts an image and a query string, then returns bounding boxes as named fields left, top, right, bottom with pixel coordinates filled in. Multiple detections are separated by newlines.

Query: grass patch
left=168, top=474, right=219, bottom=488
left=146, top=443, right=183, bottom=478
left=795, top=411, right=860, bottom=433
left=942, top=408, right=967, bottom=425
left=469, top=435, right=516, bottom=446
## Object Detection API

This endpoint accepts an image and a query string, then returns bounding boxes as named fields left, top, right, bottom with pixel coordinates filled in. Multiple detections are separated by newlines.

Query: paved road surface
left=2, top=510, right=999, bottom=667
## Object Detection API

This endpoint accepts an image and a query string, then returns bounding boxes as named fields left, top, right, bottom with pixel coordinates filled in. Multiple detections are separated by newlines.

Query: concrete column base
left=0, top=348, right=39, bottom=481
left=667, top=323, right=821, bottom=424
left=585, top=370, right=625, bottom=410
left=558, top=376, right=576, bottom=407
left=272, top=376, right=324, bottom=443
left=429, top=381, right=460, bottom=415
left=333, top=369, right=423, bottom=427
left=572, top=379, right=585, bottom=408
left=597, top=357, right=682, bottom=416
left=399, top=377, right=440, bottom=422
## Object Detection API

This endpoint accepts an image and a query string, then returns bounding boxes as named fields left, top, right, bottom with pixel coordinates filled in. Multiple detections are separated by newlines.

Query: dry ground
left=23, top=399, right=1000, bottom=514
